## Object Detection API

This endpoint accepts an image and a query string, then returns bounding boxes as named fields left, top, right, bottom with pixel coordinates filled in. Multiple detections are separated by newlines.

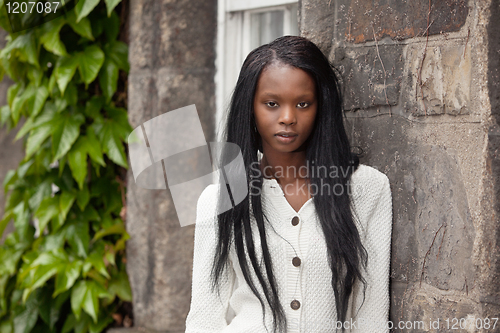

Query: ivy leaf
left=27, top=66, right=43, bottom=87
left=0, top=210, right=13, bottom=240
left=59, top=191, right=76, bottom=221
left=85, top=250, right=110, bottom=279
left=22, top=249, right=68, bottom=303
left=68, top=137, right=88, bottom=189
left=34, top=196, right=59, bottom=235
left=13, top=201, right=29, bottom=235
left=54, top=260, right=83, bottom=297
left=0, top=246, right=23, bottom=276
left=95, top=119, right=128, bottom=168
left=39, top=18, right=68, bottom=57
left=86, top=127, right=105, bottom=166
left=75, top=0, right=100, bottom=23
left=108, top=271, right=132, bottom=302
left=23, top=265, right=60, bottom=302
left=63, top=81, right=78, bottom=106
left=51, top=113, right=85, bottom=162
left=0, top=32, right=39, bottom=68
left=32, top=85, right=49, bottom=118
left=28, top=178, right=52, bottom=211
left=103, top=10, right=119, bottom=41
left=11, top=84, right=35, bottom=125
left=82, top=205, right=100, bottom=222
left=104, top=0, right=121, bottom=18
left=84, top=96, right=104, bottom=119
left=66, top=221, right=89, bottom=257
left=48, top=69, right=57, bottom=94
left=78, top=45, right=105, bottom=85
left=98, top=58, right=118, bottom=102
left=89, top=316, right=114, bottom=333
left=66, top=9, right=94, bottom=40
left=38, top=286, right=62, bottom=330
left=82, top=282, right=99, bottom=324
left=68, top=131, right=105, bottom=188
left=104, top=106, right=132, bottom=135
left=13, top=299, right=39, bottom=333
left=25, top=121, right=53, bottom=158
left=62, top=313, right=76, bottom=333
left=7, top=83, right=21, bottom=108
left=104, top=40, right=129, bottom=72
left=2, top=170, right=17, bottom=192
left=21, top=106, right=57, bottom=155
left=17, top=159, right=34, bottom=178
left=30, top=248, right=68, bottom=266
left=0, top=104, right=10, bottom=126
left=71, top=280, right=109, bottom=323
left=14, top=116, right=35, bottom=141
left=92, top=223, right=125, bottom=242
left=76, top=185, right=90, bottom=211
left=55, top=55, right=80, bottom=95
left=70, top=280, right=86, bottom=320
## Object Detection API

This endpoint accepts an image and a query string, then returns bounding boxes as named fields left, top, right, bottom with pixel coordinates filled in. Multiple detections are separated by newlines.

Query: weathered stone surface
left=482, top=0, right=500, bottom=321
left=128, top=0, right=217, bottom=71
left=333, top=44, right=404, bottom=110
left=300, top=0, right=336, bottom=55
left=316, top=0, right=497, bottom=325
left=403, top=41, right=471, bottom=117
left=336, top=0, right=469, bottom=43
left=126, top=0, right=217, bottom=331
left=345, top=106, right=482, bottom=330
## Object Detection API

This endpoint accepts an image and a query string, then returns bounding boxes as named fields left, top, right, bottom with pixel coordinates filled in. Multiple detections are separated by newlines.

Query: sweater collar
left=261, top=178, right=316, bottom=222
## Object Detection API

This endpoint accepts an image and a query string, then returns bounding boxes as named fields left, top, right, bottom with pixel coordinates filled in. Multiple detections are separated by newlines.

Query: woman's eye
left=297, top=102, right=309, bottom=108
left=266, top=101, right=278, bottom=108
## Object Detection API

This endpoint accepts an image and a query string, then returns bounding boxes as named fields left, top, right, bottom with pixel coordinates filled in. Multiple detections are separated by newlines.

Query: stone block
left=403, top=42, right=471, bottom=116
left=333, top=44, right=404, bottom=110
left=335, top=0, right=468, bottom=43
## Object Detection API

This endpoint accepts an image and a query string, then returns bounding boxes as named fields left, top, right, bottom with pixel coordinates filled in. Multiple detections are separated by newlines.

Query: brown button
left=291, top=216, right=299, bottom=226
left=292, top=257, right=301, bottom=267
left=290, top=300, right=300, bottom=310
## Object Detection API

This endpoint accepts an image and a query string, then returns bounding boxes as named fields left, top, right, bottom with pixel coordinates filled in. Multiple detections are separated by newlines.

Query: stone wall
left=301, top=0, right=499, bottom=330
left=126, top=0, right=217, bottom=331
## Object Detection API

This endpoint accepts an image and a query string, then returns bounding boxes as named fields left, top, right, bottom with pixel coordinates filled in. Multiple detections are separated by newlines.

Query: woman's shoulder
left=349, top=164, right=391, bottom=209
left=195, top=184, right=221, bottom=226
left=351, top=164, right=390, bottom=189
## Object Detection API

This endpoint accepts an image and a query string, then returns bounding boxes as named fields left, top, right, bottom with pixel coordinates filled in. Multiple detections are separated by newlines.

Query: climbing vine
left=0, top=0, right=132, bottom=332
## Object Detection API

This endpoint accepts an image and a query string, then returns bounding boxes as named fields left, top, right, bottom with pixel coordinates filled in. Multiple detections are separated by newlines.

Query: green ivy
left=0, top=1, right=132, bottom=332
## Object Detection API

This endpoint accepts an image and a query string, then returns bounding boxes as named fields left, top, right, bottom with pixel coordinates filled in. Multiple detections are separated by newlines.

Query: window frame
left=215, top=0, right=299, bottom=141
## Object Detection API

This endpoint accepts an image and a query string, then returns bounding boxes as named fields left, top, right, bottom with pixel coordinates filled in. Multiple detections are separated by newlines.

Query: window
left=215, top=0, right=299, bottom=140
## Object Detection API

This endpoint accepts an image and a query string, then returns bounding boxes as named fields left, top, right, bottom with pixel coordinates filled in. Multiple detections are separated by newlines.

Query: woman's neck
left=260, top=151, right=308, bottom=183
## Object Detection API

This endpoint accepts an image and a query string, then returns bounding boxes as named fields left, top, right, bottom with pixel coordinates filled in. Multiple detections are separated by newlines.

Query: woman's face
left=253, top=63, right=317, bottom=156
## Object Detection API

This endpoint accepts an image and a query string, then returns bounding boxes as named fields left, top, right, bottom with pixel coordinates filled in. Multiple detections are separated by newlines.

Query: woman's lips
left=275, top=134, right=298, bottom=144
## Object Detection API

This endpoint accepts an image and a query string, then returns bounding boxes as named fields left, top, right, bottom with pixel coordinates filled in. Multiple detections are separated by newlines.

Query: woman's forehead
left=255, top=65, right=316, bottom=95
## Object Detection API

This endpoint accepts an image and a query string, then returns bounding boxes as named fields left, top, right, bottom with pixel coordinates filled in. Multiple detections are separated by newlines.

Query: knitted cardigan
left=185, top=164, right=393, bottom=333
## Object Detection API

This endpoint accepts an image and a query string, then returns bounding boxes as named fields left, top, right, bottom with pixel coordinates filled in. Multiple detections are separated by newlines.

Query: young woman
left=185, top=36, right=392, bottom=333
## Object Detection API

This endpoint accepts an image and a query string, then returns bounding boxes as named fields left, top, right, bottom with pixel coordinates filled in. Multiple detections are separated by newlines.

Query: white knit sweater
left=185, top=164, right=392, bottom=333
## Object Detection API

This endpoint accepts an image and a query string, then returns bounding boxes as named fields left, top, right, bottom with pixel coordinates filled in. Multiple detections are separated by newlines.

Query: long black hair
left=212, top=35, right=367, bottom=332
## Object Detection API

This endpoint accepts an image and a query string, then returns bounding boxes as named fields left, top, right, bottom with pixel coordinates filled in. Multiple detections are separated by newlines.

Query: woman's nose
left=278, top=105, right=296, bottom=125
